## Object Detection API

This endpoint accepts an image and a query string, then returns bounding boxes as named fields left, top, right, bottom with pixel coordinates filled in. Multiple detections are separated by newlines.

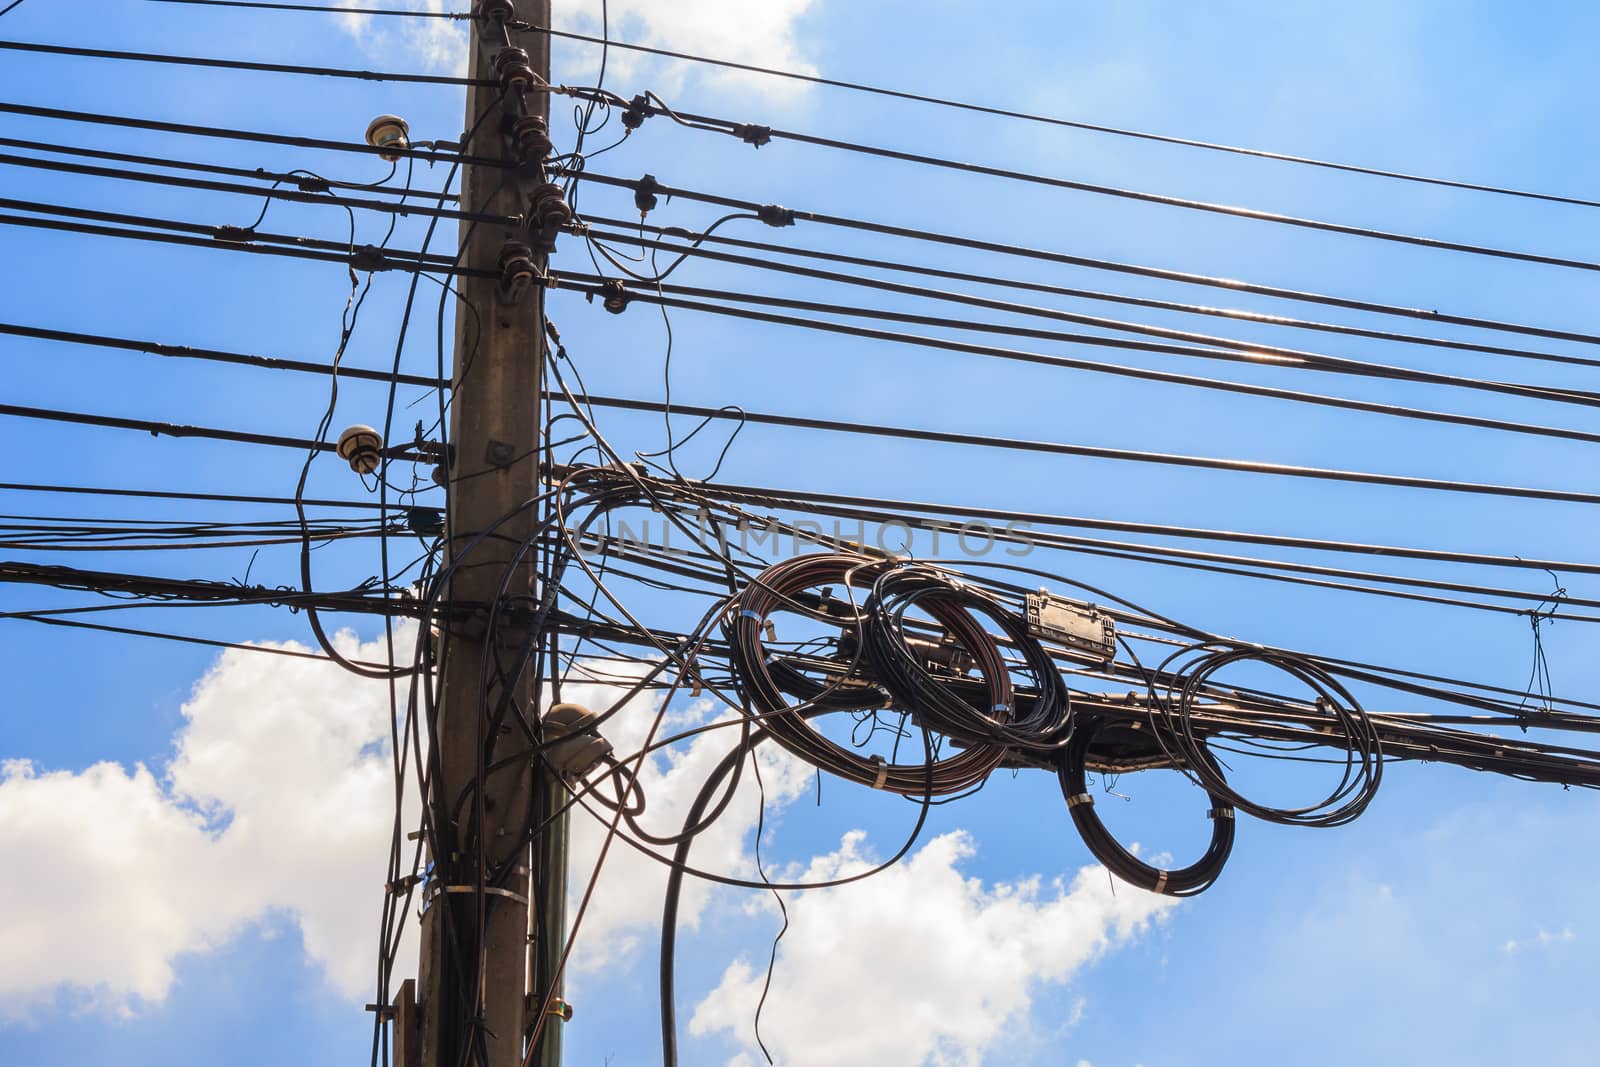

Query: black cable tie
left=733, top=123, right=772, bottom=148
left=295, top=175, right=330, bottom=194
left=212, top=225, right=254, bottom=243
left=756, top=203, right=795, bottom=227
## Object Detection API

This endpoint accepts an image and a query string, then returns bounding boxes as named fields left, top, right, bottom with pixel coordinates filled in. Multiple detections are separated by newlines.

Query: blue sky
left=3, top=1, right=1599, bottom=1065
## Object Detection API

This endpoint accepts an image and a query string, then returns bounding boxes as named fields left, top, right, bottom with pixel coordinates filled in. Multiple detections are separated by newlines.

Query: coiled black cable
left=861, top=566, right=1073, bottom=753
left=1149, top=643, right=1383, bottom=827
left=1058, top=717, right=1235, bottom=896
left=727, top=553, right=1010, bottom=796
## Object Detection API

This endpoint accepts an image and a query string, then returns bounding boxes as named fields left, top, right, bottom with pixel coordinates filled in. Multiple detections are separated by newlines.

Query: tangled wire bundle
left=1146, top=642, right=1384, bottom=828
left=1056, top=716, right=1236, bottom=896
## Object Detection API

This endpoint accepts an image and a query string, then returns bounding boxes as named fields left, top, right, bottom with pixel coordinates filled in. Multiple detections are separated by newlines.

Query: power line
left=0, top=196, right=462, bottom=262
left=0, top=38, right=490, bottom=86
left=555, top=391, right=1600, bottom=506
left=0, top=152, right=509, bottom=225
left=0, top=135, right=461, bottom=201
left=0, top=480, right=399, bottom=510
left=0, top=400, right=429, bottom=457
left=0, top=101, right=507, bottom=167
left=0, top=612, right=400, bottom=667
left=0, top=211, right=485, bottom=276
left=554, top=274, right=1600, bottom=446
left=0, top=322, right=442, bottom=388
left=690, top=477, right=1600, bottom=577
left=607, top=93, right=1600, bottom=275
left=580, top=216, right=1600, bottom=372
left=569, top=170, right=1600, bottom=348
left=144, top=0, right=1600, bottom=213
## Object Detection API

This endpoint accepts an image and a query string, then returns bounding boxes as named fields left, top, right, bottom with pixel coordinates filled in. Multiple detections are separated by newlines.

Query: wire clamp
left=597, top=278, right=629, bottom=314
left=425, top=884, right=531, bottom=907
left=386, top=874, right=423, bottom=895
left=869, top=754, right=889, bottom=789
left=350, top=244, right=395, bottom=273
left=635, top=172, right=662, bottom=216
left=620, top=94, right=651, bottom=130
left=733, top=123, right=772, bottom=148
left=1206, top=807, right=1234, bottom=820
left=757, top=203, right=795, bottom=228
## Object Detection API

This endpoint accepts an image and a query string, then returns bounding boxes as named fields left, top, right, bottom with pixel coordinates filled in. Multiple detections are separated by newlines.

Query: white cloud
left=332, top=0, right=819, bottom=99
left=1, top=633, right=1171, bottom=1062
left=0, top=636, right=810, bottom=1019
left=688, top=830, right=1178, bottom=1067
left=559, top=673, right=813, bottom=975
left=334, top=0, right=469, bottom=75
left=558, top=0, right=820, bottom=99
left=1505, top=927, right=1577, bottom=954
left=0, top=627, right=418, bottom=1019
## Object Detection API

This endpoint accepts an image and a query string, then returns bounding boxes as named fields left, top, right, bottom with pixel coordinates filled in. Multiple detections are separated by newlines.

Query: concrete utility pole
left=403, top=4, right=559, bottom=1067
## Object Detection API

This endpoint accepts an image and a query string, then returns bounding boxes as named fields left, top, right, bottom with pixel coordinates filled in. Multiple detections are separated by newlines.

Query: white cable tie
left=1066, top=792, right=1093, bottom=809
left=1154, top=871, right=1169, bottom=895
left=870, top=755, right=888, bottom=790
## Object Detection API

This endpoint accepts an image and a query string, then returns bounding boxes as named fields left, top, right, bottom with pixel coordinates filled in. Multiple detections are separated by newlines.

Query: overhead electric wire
left=0, top=196, right=467, bottom=264
left=554, top=272, right=1600, bottom=446
left=580, top=217, right=1600, bottom=373
left=0, top=152, right=511, bottom=225
left=0, top=322, right=444, bottom=389
left=144, top=0, right=1600, bottom=213
left=569, top=170, right=1600, bottom=348
left=0, top=611, right=400, bottom=667
left=148, top=0, right=469, bottom=16
left=545, top=478, right=1599, bottom=619
left=0, top=561, right=418, bottom=617
left=0, top=400, right=429, bottom=456
left=0, top=480, right=399, bottom=511
left=0, top=212, right=489, bottom=277
left=604, top=93, right=1600, bottom=275
left=0, top=38, right=492, bottom=86
left=0, top=135, right=461, bottom=201
left=553, top=391, right=1600, bottom=506
left=690, top=477, right=1600, bottom=577
left=0, top=100, right=509, bottom=167
left=673, top=493, right=1600, bottom=618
